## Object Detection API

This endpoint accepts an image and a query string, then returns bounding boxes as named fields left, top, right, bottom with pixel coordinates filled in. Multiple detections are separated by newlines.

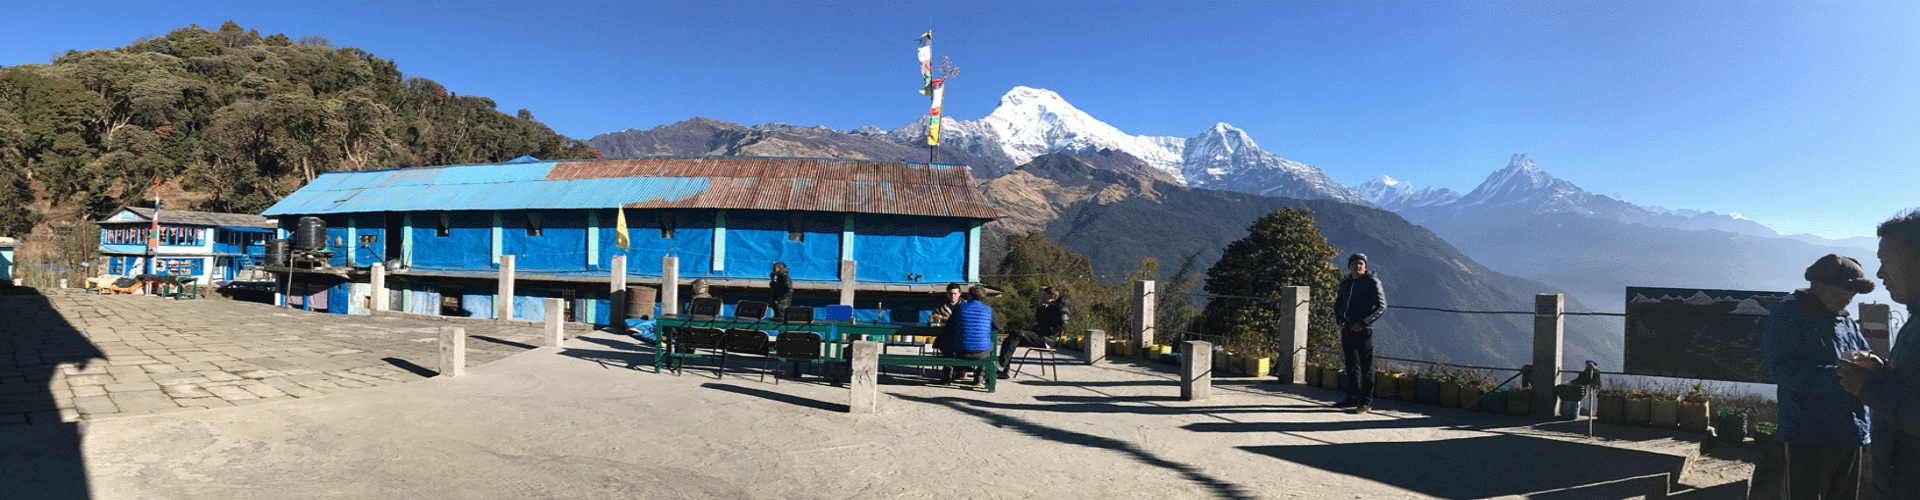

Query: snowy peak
left=1459, top=153, right=1584, bottom=208
left=1353, top=175, right=1461, bottom=210
left=975, top=86, right=1189, bottom=182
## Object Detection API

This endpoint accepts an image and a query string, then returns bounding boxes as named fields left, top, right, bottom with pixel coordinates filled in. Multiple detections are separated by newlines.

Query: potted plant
left=1304, top=363, right=1321, bottom=383
left=1454, top=370, right=1491, bottom=410
left=1596, top=388, right=1627, bottom=424
left=1507, top=387, right=1532, bottom=415
left=1679, top=382, right=1712, bottom=432
left=1415, top=372, right=1442, bottom=404
left=1714, top=409, right=1750, bottom=444
left=1214, top=348, right=1234, bottom=374
left=1375, top=371, right=1399, bottom=400
left=1438, top=368, right=1463, bottom=408
left=1319, top=364, right=1340, bottom=390
left=1752, top=421, right=1778, bottom=447
left=1649, top=392, right=1680, bottom=429
left=1479, top=387, right=1508, bottom=413
left=1623, top=390, right=1652, bottom=425
left=1397, top=370, right=1417, bottom=400
left=1554, top=383, right=1585, bottom=419
left=1246, top=355, right=1272, bottom=378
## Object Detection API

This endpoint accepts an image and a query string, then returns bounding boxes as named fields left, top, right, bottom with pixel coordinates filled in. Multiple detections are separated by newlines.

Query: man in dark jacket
left=1840, top=210, right=1920, bottom=499
left=768, top=262, right=793, bottom=317
left=1333, top=253, right=1386, bottom=414
left=1764, top=254, right=1874, bottom=499
left=998, top=286, right=1071, bottom=378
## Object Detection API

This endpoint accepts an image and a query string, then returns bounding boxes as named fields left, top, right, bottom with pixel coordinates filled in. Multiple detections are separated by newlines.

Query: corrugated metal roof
left=113, top=207, right=275, bottom=228
left=263, top=157, right=1002, bottom=220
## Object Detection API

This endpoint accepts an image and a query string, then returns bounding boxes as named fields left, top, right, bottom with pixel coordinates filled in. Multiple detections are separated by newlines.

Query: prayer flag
left=615, top=207, right=631, bottom=251
left=927, top=82, right=946, bottom=146
left=918, top=31, right=933, bottom=95
left=148, top=198, right=161, bottom=250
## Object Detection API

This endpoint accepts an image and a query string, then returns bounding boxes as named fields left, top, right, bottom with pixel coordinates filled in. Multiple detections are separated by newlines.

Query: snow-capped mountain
left=972, top=86, right=1190, bottom=179
left=1353, top=176, right=1461, bottom=210
left=1178, top=123, right=1369, bottom=204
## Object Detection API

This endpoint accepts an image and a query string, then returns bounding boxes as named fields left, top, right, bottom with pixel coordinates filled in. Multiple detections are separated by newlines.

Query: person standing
left=1333, top=253, right=1385, bottom=414
left=997, top=286, right=1071, bottom=378
left=1765, top=254, right=1875, bottom=499
left=769, top=262, right=794, bottom=318
left=1840, top=210, right=1920, bottom=498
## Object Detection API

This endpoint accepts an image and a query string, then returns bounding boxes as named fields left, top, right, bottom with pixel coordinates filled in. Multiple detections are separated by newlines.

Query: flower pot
left=1507, top=387, right=1532, bottom=415
left=1214, top=350, right=1232, bottom=373
left=1679, top=401, right=1711, bottom=432
left=1624, top=397, right=1652, bottom=425
left=1320, top=366, right=1340, bottom=390
left=1439, top=381, right=1462, bottom=408
left=1713, top=412, right=1749, bottom=443
left=1649, top=399, right=1680, bottom=429
left=1304, top=364, right=1320, bottom=383
left=1397, top=374, right=1416, bottom=400
left=1479, top=389, right=1507, bottom=413
left=1375, top=373, right=1398, bottom=399
left=1597, top=395, right=1626, bottom=424
left=1415, top=376, right=1441, bottom=404
left=1246, top=357, right=1272, bottom=378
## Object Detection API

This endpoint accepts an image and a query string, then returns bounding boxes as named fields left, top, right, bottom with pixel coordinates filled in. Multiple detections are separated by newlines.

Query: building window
left=660, top=211, right=675, bottom=239
left=437, top=213, right=451, bottom=237
left=788, top=213, right=805, bottom=242
left=526, top=212, right=543, bottom=237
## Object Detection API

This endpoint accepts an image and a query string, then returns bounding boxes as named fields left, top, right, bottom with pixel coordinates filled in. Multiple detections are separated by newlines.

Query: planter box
left=1478, top=389, right=1507, bottom=413
left=1397, top=374, right=1416, bottom=400
left=1214, top=351, right=1232, bottom=373
left=1245, top=357, right=1271, bottom=378
left=1679, top=401, right=1710, bottom=432
left=1713, top=413, right=1749, bottom=444
left=1439, top=381, right=1462, bottom=408
left=1649, top=399, right=1680, bottom=429
left=1375, top=373, right=1399, bottom=399
left=1304, top=364, right=1320, bottom=383
left=1319, top=367, right=1341, bottom=390
left=1597, top=395, right=1626, bottom=424
left=1507, top=388, right=1532, bottom=415
left=1415, top=376, right=1441, bottom=404
left=1624, top=397, right=1652, bottom=425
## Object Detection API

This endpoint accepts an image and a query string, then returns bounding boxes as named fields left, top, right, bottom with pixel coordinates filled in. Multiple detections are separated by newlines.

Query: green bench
left=876, top=334, right=1000, bottom=393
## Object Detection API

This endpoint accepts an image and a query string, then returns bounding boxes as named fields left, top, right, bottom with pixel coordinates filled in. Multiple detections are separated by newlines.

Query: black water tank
left=294, top=217, right=326, bottom=250
left=263, top=238, right=290, bottom=266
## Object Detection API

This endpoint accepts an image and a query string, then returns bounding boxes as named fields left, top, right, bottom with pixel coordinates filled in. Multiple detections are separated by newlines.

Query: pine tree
left=1199, top=208, right=1343, bottom=361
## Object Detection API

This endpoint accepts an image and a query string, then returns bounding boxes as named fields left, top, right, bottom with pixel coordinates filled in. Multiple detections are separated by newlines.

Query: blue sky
left=2, top=1, right=1916, bottom=238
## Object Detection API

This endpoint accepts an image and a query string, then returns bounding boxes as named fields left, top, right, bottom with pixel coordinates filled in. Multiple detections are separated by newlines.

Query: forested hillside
left=0, top=21, right=598, bottom=235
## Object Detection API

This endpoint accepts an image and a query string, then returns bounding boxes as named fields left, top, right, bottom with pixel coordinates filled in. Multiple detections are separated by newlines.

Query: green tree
left=984, top=232, right=1154, bottom=341
left=1198, top=208, right=1343, bottom=362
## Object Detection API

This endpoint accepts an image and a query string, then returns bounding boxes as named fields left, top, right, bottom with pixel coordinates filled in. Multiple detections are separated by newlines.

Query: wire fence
left=1155, top=289, right=1630, bottom=317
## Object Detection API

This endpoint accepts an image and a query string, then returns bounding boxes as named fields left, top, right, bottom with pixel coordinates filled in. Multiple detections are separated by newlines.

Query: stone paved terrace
left=0, top=291, right=546, bottom=425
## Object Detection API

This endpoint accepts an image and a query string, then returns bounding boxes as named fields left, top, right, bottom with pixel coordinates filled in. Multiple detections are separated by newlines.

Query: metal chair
left=718, top=328, right=771, bottom=379
left=760, top=331, right=825, bottom=384
left=732, top=300, right=770, bottom=321
left=668, top=326, right=727, bottom=377
left=1012, top=336, right=1061, bottom=382
left=688, top=297, right=723, bottom=317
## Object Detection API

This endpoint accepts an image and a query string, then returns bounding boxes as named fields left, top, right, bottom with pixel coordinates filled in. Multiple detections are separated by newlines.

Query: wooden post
left=661, top=255, right=680, bottom=315
left=438, top=326, right=466, bottom=377
left=1280, top=286, right=1310, bottom=384
left=849, top=340, right=880, bottom=414
left=1182, top=340, right=1212, bottom=401
left=1134, top=280, right=1156, bottom=358
left=1084, top=329, right=1106, bottom=365
left=609, top=255, right=628, bottom=326
left=839, top=260, right=857, bottom=306
left=370, top=263, right=388, bottom=312
left=1533, top=293, right=1564, bottom=418
left=544, top=297, right=565, bottom=346
left=497, top=255, right=516, bottom=321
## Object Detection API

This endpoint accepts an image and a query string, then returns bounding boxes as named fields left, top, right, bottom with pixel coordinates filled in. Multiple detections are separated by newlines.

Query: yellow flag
left=615, top=207, right=631, bottom=250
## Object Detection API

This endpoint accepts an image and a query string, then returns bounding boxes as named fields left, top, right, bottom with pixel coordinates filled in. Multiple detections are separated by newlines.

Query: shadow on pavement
left=701, top=383, right=847, bottom=413
left=1239, top=434, right=1679, bottom=499
left=470, top=335, right=536, bottom=350
left=897, top=394, right=1260, bottom=500
left=559, top=347, right=656, bottom=372
left=381, top=357, right=437, bottom=377
left=0, top=290, right=105, bottom=499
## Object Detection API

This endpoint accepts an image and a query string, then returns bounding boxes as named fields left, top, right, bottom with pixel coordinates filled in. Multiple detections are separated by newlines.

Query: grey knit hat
left=1348, top=253, right=1368, bottom=265
left=1806, top=254, right=1875, bottom=294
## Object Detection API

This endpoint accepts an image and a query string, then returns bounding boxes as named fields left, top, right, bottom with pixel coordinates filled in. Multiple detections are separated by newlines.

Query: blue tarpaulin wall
left=504, top=210, right=587, bottom=271
left=512, top=290, right=547, bottom=321
left=588, top=291, right=610, bottom=325
left=718, top=211, right=841, bottom=282
left=412, top=211, right=493, bottom=271
left=461, top=286, right=496, bottom=319
left=407, top=283, right=439, bottom=315
left=349, top=214, right=384, bottom=266
left=853, top=215, right=965, bottom=284
left=593, top=209, right=715, bottom=278
left=326, top=282, right=350, bottom=314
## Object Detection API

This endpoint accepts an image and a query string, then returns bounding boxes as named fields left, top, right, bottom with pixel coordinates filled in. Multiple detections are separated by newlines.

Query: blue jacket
left=1762, top=290, right=1870, bottom=446
left=1863, top=316, right=1920, bottom=498
left=952, top=300, right=996, bottom=351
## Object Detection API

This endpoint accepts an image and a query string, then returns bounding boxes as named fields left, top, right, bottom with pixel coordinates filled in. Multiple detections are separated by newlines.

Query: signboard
left=1623, top=287, right=1786, bottom=383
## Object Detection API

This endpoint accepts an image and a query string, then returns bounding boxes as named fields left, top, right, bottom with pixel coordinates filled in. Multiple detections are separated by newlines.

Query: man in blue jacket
left=1333, top=253, right=1386, bottom=414
left=1841, top=210, right=1920, bottom=499
left=1764, top=253, right=1875, bottom=499
left=941, top=286, right=999, bottom=384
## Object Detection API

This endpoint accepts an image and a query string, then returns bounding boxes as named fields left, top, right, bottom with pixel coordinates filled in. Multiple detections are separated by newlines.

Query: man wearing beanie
left=1763, top=253, right=1875, bottom=499
left=1332, top=253, right=1386, bottom=414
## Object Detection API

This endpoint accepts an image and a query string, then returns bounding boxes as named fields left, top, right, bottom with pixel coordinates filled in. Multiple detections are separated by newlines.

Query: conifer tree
left=1199, top=208, right=1342, bottom=361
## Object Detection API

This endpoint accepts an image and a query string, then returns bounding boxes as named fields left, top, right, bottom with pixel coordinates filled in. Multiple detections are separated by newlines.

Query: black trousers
left=1342, top=326, right=1375, bottom=404
left=998, top=330, right=1054, bottom=371
left=1783, top=442, right=1862, bottom=500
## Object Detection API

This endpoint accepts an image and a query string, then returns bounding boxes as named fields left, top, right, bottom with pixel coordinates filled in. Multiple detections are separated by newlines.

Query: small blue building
left=0, top=237, right=18, bottom=283
left=259, top=157, right=1002, bottom=324
left=96, top=207, right=274, bottom=283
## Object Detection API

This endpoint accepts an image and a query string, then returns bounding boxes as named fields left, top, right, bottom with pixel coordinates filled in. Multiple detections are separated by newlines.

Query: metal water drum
left=293, top=217, right=327, bottom=250
left=625, top=285, right=658, bottom=318
left=263, top=238, right=290, bottom=266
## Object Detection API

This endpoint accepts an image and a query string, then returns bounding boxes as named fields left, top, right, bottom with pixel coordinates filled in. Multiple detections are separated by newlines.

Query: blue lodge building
left=258, top=157, right=1003, bottom=325
left=97, top=207, right=275, bottom=283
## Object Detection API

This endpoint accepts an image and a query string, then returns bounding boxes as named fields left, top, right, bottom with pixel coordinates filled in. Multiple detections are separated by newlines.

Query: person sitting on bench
left=941, top=286, right=999, bottom=382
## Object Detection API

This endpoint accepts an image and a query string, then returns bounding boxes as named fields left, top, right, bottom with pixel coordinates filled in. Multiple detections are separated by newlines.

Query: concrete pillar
left=839, top=260, right=857, bottom=306
left=438, top=326, right=466, bottom=377
left=661, top=255, right=680, bottom=315
left=1280, top=286, right=1310, bottom=384
left=1182, top=340, right=1213, bottom=401
left=497, top=255, right=516, bottom=321
left=58, top=279, right=67, bottom=289
left=1862, top=303, right=1893, bottom=357
left=848, top=340, right=880, bottom=414
left=609, top=255, right=628, bottom=325
left=1084, top=329, right=1106, bottom=365
left=1533, top=293, right=1565, bottom=418
left=545, top=298, right=566, bottom=346
left=1133, top=280, right=1156, bottom=358
left=370, top=263, right=388, bottom=312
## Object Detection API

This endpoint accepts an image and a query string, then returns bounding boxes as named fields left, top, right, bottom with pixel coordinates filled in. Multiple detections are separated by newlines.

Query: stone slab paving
left=0, top=292, right=547, bottom=425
